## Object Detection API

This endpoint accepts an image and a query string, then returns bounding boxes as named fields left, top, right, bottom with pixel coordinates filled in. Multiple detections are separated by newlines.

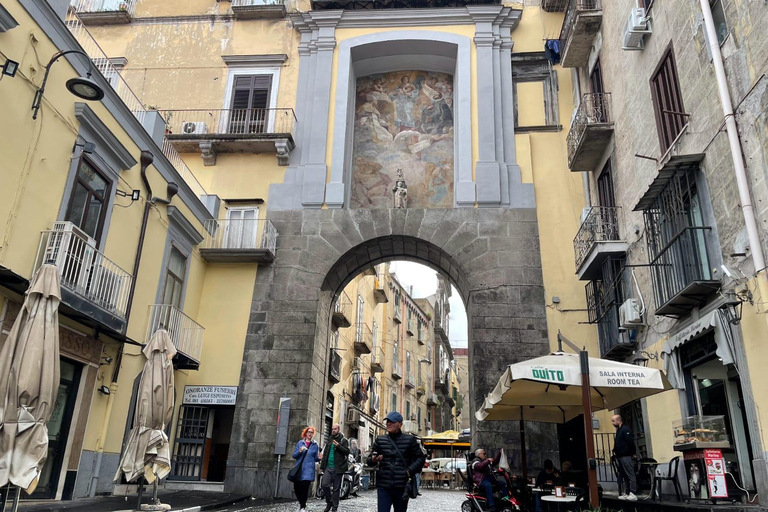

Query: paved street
left=226, top=489, right=467, bottom=512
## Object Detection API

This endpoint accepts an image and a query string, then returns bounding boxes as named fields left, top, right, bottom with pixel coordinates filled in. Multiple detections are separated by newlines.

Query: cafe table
left=541, top=494, right=577, bottom=512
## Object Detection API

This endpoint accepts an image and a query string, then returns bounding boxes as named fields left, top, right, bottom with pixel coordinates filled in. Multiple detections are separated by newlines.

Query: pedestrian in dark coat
left=320, top=423, right=350, bottom=512
left=292, top=426, right=322, bottom=512
left=367, top=411, right=426, bottom=512
left=612, top=414, right=638, bottom=500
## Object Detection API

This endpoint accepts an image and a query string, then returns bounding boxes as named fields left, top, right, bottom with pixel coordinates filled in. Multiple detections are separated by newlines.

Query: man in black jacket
left=612, top=414, right=638, bottom=501
left=321, top=424, right=350, bottom=512
left=367, top=411, right=426, bottom=512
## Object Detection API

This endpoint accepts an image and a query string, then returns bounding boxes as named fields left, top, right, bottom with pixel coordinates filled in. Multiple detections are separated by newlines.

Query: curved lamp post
left=31, top=49, right=104, bottom=120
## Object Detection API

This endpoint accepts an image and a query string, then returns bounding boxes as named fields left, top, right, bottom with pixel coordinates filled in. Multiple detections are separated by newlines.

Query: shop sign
left=705, top=449, right=728, bottom=498
left=182, top=385, right=238, bottom=405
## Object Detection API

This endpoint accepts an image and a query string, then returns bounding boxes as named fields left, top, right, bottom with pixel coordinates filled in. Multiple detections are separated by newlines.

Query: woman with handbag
left=290, top=425, right=322, bottom=512
left=367, top=412, right=426, bottom=512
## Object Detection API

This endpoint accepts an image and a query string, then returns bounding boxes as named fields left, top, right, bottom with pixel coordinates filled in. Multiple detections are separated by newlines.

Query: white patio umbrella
left=0, top=265, right=61, bottom=503
left=476, top=338, right=672, bottom=507
left=114, top=329, right=176, bottom=507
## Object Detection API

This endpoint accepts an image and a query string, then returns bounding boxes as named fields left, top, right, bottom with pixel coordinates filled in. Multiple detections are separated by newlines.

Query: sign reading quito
left=183, top=385, right=238, bottom=405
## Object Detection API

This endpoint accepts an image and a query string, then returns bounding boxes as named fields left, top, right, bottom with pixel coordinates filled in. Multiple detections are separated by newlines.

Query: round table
left=541, top=494, right=577, bottom=512
left=639, top=460, right=659, bottom=499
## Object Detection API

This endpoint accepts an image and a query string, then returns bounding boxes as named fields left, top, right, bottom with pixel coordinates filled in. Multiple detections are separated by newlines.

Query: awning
left=662, top=309, right=735, bottom=389
left=633, top=154, right=705, bottom=211
left=423, top=442, right=470, bottom=448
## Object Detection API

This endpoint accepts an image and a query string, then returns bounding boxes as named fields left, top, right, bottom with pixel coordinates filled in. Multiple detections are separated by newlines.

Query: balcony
left=354, top=324, right=372, bottom=355
left=436, top=370, right=450, bottom=393
left=312, top=0, right=500, bottom=9
left=329, top=349, right=342, bottom=383
left=332, top=290, right=352, bottom=329
left=36, top=222, right=133, bottom=333
left=567, top=93, right=613, bottom=172
left=161, top=108, right=296, bottom=166
left=417, top=328, right=424, bottom=345
left=586, top=260, right=636, bottom=361
left=231, top=0, right=287, bottom=19
left=573, top=207, right=627, bottom=280
left=71, top=0, right=136, bottom=25
left=560, top=0, right=603, bottom=68
left=147, top=304, right=204, bottom=370
left=541, top=0, right=567, bottom=11
left=405, top=371, right=416, bottom=389
left=649, top=227, right=719, bottom=316
left=373, top=273, right=388, bottom=303
left=392, top=359, right=403, bottom=380
left=370, top=347, right=384, bottom=373
left=200, top=218, right=277, bottom=264
left=406, top=318, right=415, bottom=336
left=393, top=307, right=402, bottom=324
left=427, top=393, right=438, bottom=406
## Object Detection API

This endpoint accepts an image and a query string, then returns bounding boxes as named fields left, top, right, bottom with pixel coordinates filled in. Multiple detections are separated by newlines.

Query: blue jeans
left=480, top=477, right=507, bottom=508
left=377, top=487, right=409, bottom=512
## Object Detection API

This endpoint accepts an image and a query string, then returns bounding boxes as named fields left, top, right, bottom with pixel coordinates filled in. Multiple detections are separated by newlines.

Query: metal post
left=137, top=481, right=144, bottom=510
left=274, top=454, right=282, bottom=499
left=152, top=475, right=158, bottom=505
left=519, top=408, right=528, bottom=483
left=580, top=351, right=599, bottom=508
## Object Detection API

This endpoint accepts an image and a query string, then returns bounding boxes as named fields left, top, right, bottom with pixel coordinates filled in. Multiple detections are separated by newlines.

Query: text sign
left=182, top=386, right=238, bottom=405
left=275, top=397, right=291, bottom=455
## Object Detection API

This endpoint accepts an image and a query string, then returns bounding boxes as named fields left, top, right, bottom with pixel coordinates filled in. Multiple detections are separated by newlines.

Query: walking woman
left=292, top=425, right=322, bottom=512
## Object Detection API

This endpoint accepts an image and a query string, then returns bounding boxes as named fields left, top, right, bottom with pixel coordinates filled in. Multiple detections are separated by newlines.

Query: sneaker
left=618, top=494, right=628, bottom=500
left=626, top=493, right=638, bottom=501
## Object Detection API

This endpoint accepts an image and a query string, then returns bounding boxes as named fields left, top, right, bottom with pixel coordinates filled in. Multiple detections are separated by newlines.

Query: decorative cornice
left=74, top=103, right=137, bottom=171
left=222, top=54, right=288, bottom=67
left=0, top=3, right=19, bottom=32
left=167, top=206, right=204, bottom=246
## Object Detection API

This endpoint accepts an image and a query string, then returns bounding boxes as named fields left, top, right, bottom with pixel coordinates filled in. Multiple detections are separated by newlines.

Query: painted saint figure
left=393, top=169, right=408, bottom=209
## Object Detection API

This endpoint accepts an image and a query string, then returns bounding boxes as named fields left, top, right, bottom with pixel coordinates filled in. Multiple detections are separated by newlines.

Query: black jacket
left=321, top=433, right=350, bottom=472
left=613, top=424, right=636, bottom=457
left=367, top=431, right=426, bottom=489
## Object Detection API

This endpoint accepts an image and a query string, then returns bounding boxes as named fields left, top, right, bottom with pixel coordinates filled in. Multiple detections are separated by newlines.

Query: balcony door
left=65, top=159, right=110, bottom=243
left=588, top=59, right=607, bottom=123
left=223, top=207, right=258, bottom=249
left=228, top=75, right=272, bottom=134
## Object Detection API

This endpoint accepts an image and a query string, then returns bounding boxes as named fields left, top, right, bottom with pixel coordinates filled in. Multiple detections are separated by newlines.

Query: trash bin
left=361, top=474, right=370, bottom=491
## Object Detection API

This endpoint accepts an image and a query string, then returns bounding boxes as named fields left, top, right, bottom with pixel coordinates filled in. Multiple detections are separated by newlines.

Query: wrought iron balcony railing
left=370, top=346, right=385, bottom=372
left=329, top=348, right=342, bottom=383
left=585, top=258, right=635, bottom=359
left=574, top=206, right=622, bottom=270
left=392, top=359, right=403, bottom=379
left=201, top=219, right=278, bottom=263
left=567, top=93, right=612, bottom=169
left=355, top=323, right=372, bottom=354
left=147, top=304, right=205, bottom=367
left=70, top=0, right=137, bottom=21
left=406, top=370, right=416, bottom=388
left=560, top=0, right=602, bottom=67
left=333, top=290, right=352, bottom=328
left=162, top=108, right=296, bottom=137
left=37, top=222, right=133, bottom=321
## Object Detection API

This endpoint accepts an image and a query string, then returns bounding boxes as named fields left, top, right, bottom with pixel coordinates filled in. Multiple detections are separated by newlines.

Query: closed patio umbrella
left=114, top=329, right=176, bottom=497
left=0, top=265, right=61, bottom=501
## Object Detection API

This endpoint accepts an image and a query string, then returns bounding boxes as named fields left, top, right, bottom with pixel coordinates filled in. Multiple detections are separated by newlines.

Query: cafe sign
left=183, top=385, right=238, bottom=405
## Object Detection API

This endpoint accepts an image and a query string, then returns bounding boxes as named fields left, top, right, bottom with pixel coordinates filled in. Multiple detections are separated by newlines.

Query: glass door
left=224, top=208, right=258, bottom=249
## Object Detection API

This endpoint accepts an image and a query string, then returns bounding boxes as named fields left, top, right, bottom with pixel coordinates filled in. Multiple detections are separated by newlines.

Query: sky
left=388, top=261, right=468, bottom=348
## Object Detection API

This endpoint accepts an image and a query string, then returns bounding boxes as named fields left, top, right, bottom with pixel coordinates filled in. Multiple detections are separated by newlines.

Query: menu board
left=704, top=450, right=728, bottom=499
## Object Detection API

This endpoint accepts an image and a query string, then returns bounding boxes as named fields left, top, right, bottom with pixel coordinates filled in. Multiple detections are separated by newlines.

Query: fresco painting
left=351, top=71, right=455, bottom=209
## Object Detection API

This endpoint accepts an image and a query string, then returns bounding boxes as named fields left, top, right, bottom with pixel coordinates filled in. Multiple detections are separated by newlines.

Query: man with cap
left=367, top=411, right=426, bottom=512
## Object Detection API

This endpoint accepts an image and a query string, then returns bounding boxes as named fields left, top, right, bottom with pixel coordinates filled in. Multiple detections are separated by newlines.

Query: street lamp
left=31, top=50, right=104, bottom=120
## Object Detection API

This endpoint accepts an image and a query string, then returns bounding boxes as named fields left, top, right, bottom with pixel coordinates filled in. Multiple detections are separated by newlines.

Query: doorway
left=170, top=405, right=234, bottom=482
left=30, top=359, right=82, bottom=499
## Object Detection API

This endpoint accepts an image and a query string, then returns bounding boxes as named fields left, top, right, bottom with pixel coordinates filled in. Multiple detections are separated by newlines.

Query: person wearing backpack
left=367, top=412, right=426, bottom=512
left=290, top=426, right=322, bottom=512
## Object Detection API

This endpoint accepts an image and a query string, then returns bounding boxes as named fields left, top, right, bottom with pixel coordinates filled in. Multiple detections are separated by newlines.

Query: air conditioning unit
left=182, top=121, right=207, bottom=135
left=622, top=8, right=652, bottom=50
left=619, top=298, right=644, bottom=327
left=44, top=222, right=97, bottom=291
left=346, top=408, right=360, bottom=425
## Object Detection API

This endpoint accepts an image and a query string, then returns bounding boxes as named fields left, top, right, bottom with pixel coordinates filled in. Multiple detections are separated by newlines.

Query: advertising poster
left=704, top=450, right=728, bottom=499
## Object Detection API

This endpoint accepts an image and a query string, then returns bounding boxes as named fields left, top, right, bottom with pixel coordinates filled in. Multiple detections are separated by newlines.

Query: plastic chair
left=656, top=456, right=683, bottom=501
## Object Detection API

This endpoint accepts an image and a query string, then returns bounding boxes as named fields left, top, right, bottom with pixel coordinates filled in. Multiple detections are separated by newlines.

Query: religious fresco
left=350, top=71, right=454, bottom=209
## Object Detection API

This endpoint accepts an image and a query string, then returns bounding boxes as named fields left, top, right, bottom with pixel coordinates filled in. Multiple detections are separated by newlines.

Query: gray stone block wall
left=72, top=450, right=121, bottom=498
left=225, top=208, right=556, bottom=498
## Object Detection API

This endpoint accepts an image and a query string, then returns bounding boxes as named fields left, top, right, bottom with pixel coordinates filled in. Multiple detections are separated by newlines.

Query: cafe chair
left=655, top=456, right=683, bottom=501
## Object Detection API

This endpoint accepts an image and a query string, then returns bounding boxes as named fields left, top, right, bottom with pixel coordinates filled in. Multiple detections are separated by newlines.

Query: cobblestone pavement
left=228, top=489, right=467, bottom=512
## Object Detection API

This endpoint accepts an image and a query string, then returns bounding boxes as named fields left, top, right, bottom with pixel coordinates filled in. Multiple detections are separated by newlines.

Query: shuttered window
left=650, top=46, right=686, bottom=153
left=230, top=75, right=271, bottom=110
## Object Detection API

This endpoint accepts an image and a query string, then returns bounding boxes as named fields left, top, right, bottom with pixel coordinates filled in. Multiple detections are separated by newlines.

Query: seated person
left=535, top=459, right=561, bottom=512
left=471, top=449, right=510, bottom=512
left=560, top=461, right=586, bottom=489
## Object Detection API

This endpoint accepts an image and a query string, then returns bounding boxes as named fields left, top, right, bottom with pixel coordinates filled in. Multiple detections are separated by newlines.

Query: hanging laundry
left=544, top=39, right=561, bottom=64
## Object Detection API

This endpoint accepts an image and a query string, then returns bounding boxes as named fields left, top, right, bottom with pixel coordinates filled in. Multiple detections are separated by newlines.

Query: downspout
left=700, top=0, right=768, bottom=288
left=90, top=150, right=155, bottom=497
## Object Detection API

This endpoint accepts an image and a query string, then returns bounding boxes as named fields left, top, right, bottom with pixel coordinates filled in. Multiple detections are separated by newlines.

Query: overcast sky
left=388, top=261, right=468, bottom=348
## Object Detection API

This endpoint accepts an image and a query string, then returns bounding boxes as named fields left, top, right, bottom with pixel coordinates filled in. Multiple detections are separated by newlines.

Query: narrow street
left=224, top=489, right=467, bottom=512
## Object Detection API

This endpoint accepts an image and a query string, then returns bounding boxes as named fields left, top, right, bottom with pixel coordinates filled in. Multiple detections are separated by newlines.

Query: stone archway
left=226, top=207, right=557, bottom=498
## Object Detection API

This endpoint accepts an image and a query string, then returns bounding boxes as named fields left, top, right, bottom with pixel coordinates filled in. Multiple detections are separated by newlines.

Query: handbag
left=288, top=444, right=309, bottom=483
left=387, top=436, right=419, bottom=500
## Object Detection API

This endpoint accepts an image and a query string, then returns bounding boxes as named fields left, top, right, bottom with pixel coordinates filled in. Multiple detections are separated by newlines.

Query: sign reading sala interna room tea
left=182, top=386, right=238, bottom=405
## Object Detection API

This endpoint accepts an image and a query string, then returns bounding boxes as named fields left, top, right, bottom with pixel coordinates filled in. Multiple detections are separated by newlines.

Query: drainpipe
left=699, top=1, right=768, bottom=302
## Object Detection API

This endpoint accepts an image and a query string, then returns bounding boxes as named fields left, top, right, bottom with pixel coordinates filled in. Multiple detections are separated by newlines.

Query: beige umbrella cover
left=0, top=264, right=61, bottom=493
left=114, top=329, right=177, bottom=484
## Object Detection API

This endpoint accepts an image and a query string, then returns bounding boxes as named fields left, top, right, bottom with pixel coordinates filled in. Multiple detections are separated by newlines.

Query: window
left=65, top=159, right=110, bottom=241
left=512, top=52, right=560, bottom=131
left=223, top=207, right=258, bottom=249
left=650, top=45, right=687, bottom=153
left=406, top=353, right=412, bottom=375
left=333, top=330, right=339, bottom=349
left=710, top=0, right=728, bottom=45
left=228, top=75, right=272, bottom=134
left=162, top=247, right=187, bottom=309
left=393, top=340, right=399, bottom=361
left=417, top=408, right=422, bottom=430
left=406, top=401, right=411, bottom=420
left=356, top=295, right=364, bottom=343
left=392, top=392, right=397, bottom=412
left=639, top=0, right=654, bottom=11
left=596, top=161, right=615, bottom=208
left=372, top=320, right=378, bottom=350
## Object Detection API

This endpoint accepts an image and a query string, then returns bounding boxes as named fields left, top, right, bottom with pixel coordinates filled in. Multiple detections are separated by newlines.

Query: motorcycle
left=316, top=454, right=363, bottom=500
left=460, top=467, right=522, bottom=512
